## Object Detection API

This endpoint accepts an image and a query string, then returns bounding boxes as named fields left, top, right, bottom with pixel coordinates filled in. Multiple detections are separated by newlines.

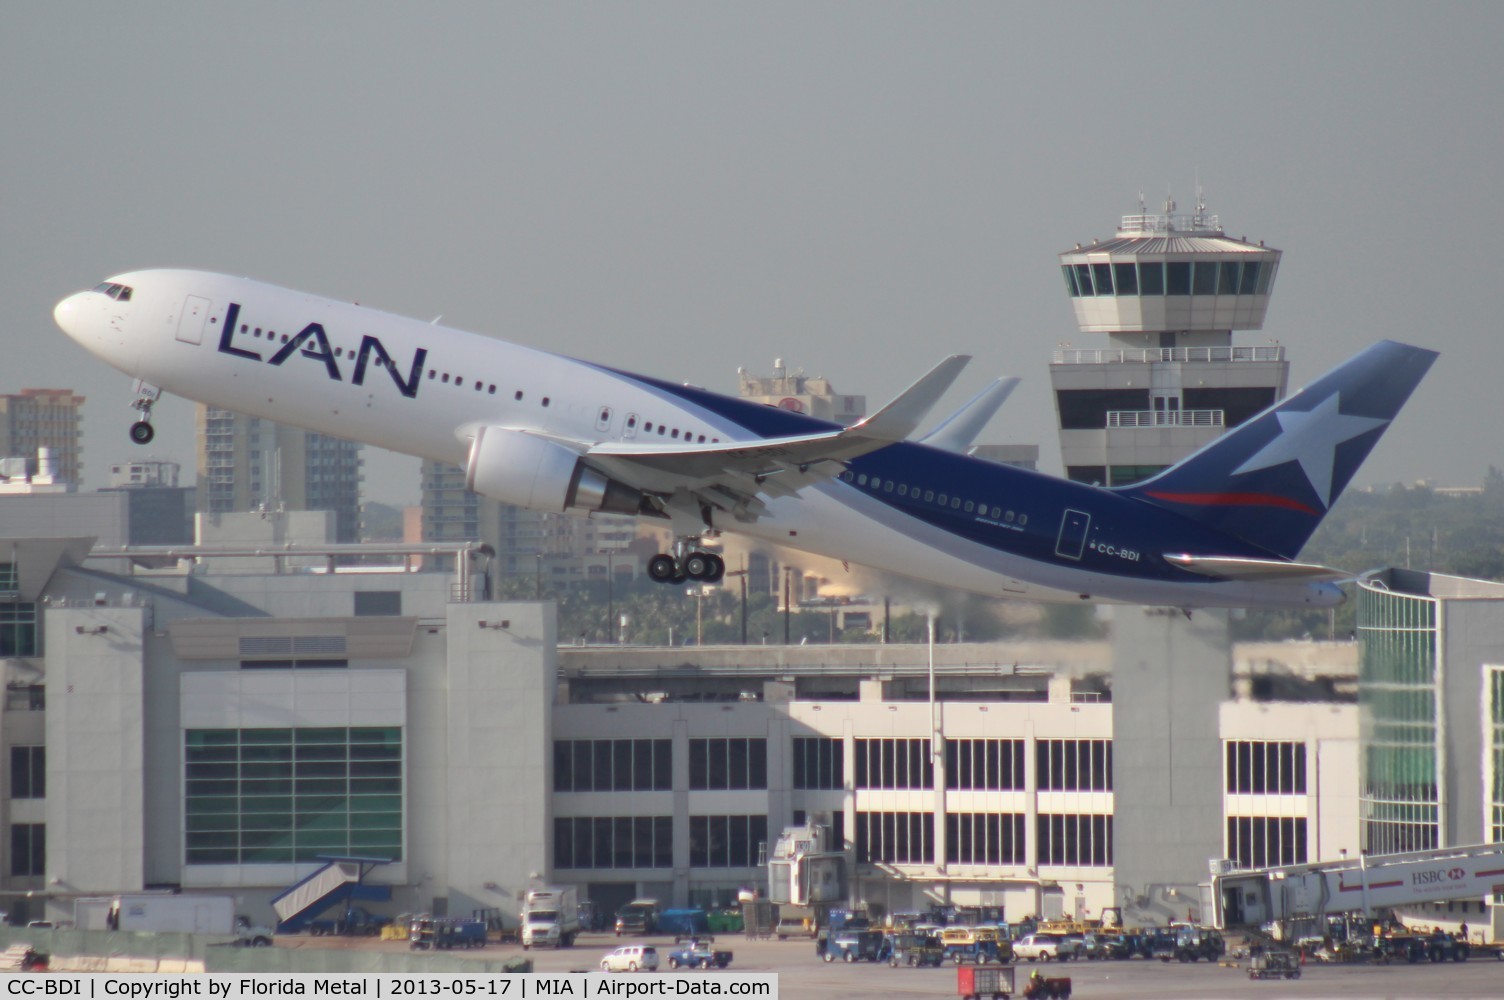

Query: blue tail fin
left=1118, top=340, right=1437, bottom=559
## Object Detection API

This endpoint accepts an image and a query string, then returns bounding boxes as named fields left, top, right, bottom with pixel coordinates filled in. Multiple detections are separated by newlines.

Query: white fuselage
left=54, top=269, right=1343, bottom=609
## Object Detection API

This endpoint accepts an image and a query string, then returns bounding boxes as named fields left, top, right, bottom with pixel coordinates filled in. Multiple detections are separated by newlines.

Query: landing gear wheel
left=648, top=554, right=679, bottom=582
left=703, top=553, right=725, bottom=583
left=684, top=552, right=713, bottom=579
left=129, top=421, right=155, bottom=445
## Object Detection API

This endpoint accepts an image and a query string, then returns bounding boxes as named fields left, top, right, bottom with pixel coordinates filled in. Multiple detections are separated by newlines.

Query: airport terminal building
left=0, top=532, right=1498, bottom=940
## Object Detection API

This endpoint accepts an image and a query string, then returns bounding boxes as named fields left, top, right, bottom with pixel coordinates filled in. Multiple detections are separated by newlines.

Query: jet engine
left=466, top=426, right=644, bottom=515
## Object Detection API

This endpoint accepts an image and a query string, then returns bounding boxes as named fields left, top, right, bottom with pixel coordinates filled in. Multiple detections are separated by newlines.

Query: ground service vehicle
left=614, top=899, right=660, bottom=936
left=826, top=928, right=885, bottom=962
left=666, top=940, right=733, bottom=969
left=76, top=894, right=274, bottom=946
left=942, top=926, right=1009, bottom=964
left=520, top=887, right=580, bottom=949
left=956, top=965, right=1016, bottom=999
left=409, top=915, right=486, bottom=950
left=659, top=907, right=713, bottom=941
left=306, top=906, right=390, bottom=937
left=1013, top=933, right=1077, bottom=962
left=1022, top=973, right=1072, bottom=999
left=1248, top=950, right=1301, bottom=980
left=884, top=932, right=945, bottom=967
left=600, top=944, right=659, bottom=972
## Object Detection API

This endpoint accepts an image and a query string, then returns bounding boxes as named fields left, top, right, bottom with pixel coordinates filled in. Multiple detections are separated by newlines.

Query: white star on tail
left=1231, top=393, right=1388, bottom=508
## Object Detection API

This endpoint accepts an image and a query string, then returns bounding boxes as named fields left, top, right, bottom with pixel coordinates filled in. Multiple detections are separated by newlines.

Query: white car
left=1012, top=933, right=1078, bottom=962
left=600, top=944, right=659, bottom=972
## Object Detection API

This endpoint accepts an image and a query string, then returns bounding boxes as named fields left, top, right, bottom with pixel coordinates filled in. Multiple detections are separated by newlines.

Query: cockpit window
left=91, top=282, right=133, bottom=302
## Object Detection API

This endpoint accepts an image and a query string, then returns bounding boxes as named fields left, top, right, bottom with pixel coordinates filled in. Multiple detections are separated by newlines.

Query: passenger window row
left=229, top=322, right=725, bottom=444
left=840, top=470, right=1028, bottom=526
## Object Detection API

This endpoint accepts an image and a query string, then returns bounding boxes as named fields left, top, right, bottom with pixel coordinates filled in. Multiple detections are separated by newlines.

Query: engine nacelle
left=465, top=426, right=644, bottom=515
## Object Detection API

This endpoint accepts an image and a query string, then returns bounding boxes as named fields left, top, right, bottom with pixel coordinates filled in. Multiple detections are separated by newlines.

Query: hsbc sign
left=1412, top=867, right=1468, bottom=886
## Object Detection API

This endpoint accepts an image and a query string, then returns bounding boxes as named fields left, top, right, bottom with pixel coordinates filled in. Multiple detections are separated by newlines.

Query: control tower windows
left=1091, top=263, right=1114, bottom=296
left=1166, top=262, right=1192, bottom=295
left=1060, top=257, right=1274, bottom=297
left=1219, top=262, right=1241, bottom=295
left=1183, top=387, right=1277, bottom=428
left=1138, top=261, right=1164, bottom=294
left=1192, top=261, right=1218, bottom=295
left=1056, top=388, right=1149, bottom=430
left=1239, top=261, right=1261, bottom=294
left=1074, top=264, right=1094, bottom=295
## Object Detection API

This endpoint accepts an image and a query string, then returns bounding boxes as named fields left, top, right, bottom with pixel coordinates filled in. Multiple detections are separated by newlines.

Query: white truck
left=74, top=894, right=275, bottom=946
left=520, top=887, right=581, bottom=949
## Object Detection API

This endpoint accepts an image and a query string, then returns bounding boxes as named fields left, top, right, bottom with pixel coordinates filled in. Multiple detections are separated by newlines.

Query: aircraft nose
left=53, top=292, right=89, bottom=343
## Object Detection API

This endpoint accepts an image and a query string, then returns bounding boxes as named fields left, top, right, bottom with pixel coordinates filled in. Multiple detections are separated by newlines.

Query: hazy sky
left=6, top=2, right=1502, bottom=505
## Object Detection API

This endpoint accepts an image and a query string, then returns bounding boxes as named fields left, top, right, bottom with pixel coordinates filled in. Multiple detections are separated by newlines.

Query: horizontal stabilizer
left=920, top=377, right=1019, bottom=454
left=1164, top=554, right=1350, bottom=583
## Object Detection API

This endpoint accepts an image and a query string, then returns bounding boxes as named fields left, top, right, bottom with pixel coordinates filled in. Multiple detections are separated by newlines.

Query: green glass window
left=1239, top=261, right=1261, bottom=295
left=1061, top=265, right=1080, bottom=297
left=1357, top=586, right=1440, bottom=854
left=1091, top=263, right=1114, bottom=296
left=183, top=726, right=403, bottom=865
left=1073, top=264, right=1094, bottom=296
left=1139, top=262, right=1164, bottom=295
left=1113, top=263, right=1138, bottom=295
left=1165, top=262, right=1191, bottom=295
left=0, top=603, right=39, bottom=657
left=1192, top=261, right=1218, bottom=295
left=0, top=564, right=17, bottom=593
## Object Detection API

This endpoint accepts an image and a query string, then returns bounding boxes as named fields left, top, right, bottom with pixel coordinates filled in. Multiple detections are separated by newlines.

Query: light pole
left=604, top=548, right=615, bottom=645
left=783, top=566, right=792, bottom=645
left=723, top=561, right=749, bottom=645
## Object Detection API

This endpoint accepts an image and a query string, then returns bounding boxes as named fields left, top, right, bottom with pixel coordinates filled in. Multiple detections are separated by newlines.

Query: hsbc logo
left=1412, top=867, right=1468, bottom=886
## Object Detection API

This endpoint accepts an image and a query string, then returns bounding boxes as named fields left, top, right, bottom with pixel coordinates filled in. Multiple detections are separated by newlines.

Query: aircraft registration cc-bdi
left=55, top=270, right=1436, bottom=610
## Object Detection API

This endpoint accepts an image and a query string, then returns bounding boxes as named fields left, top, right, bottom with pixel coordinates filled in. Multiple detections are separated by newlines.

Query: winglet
left=920, top=376, right=1019, bottom=453
left=851, top=355, right=971, bottom=442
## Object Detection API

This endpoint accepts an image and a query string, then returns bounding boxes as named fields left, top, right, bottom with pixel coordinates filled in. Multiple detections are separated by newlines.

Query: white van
left=599, top=944, right=659, bottom=972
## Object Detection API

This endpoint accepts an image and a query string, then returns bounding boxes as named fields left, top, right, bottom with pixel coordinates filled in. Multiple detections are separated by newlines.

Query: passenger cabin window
left=596, top=407, right=613, bottom=433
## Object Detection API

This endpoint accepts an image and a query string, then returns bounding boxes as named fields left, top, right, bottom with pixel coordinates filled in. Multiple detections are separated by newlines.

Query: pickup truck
left=1012, top=933, right=1080, bottom=962
left=666, top=940, right=733, bottom=969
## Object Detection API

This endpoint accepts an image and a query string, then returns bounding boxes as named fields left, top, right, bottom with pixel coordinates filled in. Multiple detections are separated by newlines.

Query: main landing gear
left=647, top=540, right=725, bottom=584
left=128, top=380, right=161, bottom=445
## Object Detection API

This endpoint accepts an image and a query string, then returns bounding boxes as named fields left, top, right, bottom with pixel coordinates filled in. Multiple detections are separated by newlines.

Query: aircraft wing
left=919, top=377, right=1019, bottom=454
left=584, top=355, right=970, bottom=516
left=1163, top=554, right=1351, bottom=583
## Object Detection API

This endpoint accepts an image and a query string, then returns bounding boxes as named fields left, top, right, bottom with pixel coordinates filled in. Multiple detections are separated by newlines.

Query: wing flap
left=585, top=355, right=971, bottom=510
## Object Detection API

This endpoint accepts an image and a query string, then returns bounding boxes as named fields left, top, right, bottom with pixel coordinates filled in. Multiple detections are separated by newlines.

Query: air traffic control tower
left=1052, top=197, right=1286, bottom=486
left=1054, top=196, right=1291, bottom=926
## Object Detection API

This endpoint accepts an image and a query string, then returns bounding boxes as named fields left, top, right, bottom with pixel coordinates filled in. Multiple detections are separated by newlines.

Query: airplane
left=54, top=269, right=1437, bottom=609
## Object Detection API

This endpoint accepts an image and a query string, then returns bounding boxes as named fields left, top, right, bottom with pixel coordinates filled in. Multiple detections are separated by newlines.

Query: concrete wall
left=43, top=605, right=148, bottom=893
left=1111, top=606, right=1230, bottom=925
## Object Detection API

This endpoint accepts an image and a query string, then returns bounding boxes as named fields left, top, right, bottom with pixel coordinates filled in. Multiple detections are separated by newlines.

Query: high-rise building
left=1052, top=195, right=1286, bottom=486
left=737, top=360, right=865, bottom=425
left=419, top=459, right=637, bottom=589
left=195, top=405, right=363, bottom=542
left=0, top=389, right=85, bottom=485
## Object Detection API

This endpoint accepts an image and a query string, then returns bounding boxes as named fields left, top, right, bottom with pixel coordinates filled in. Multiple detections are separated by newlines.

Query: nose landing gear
left=128, top=380, right=162, bottom=446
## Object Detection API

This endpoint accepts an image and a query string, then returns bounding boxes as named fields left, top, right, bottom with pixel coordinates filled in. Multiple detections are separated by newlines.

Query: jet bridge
left=1210, top=842, right=1504, bottom=931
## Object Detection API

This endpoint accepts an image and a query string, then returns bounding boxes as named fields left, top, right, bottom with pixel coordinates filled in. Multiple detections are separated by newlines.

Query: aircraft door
left=1055, top=509, right=1091, bottom=560
left=176, top=295, right=212, bottom=345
